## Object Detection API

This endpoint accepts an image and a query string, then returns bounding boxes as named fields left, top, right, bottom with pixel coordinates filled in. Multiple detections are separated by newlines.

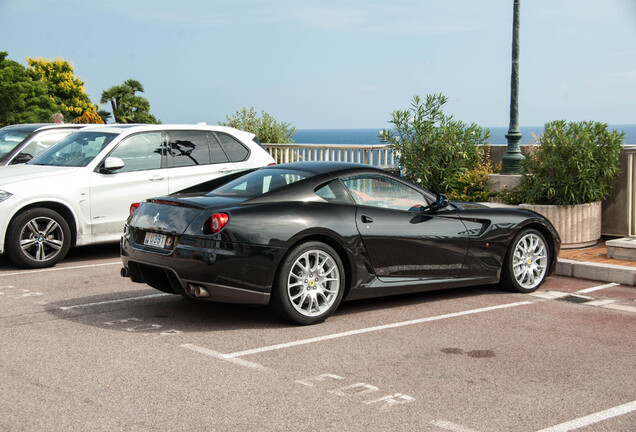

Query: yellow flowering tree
left=70, top=111, right=105, bottom=124
left=27, top=57, right=97, bottom=121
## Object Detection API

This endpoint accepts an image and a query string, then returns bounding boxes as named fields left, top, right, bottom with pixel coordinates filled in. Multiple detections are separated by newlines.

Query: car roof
left=0, top=123, right=88, bottom=133
left=265, top=161, right=381, bottom=175
left=78, top=123, right=254, bottom=136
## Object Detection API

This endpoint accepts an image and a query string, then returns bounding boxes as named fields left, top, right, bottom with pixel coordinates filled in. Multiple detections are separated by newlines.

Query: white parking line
left=535, top=400, right=636, bottom=432
left=225, top=301, right=534, bottom=358
left=431, top=419, right=480, bottom=432
left=0, top=261, right=121, bottom=277
left=58, top=293, right=170, bottom=310
left=181, top=343, right=270, bottom=371
left=576, top=282, right=620, bottom=294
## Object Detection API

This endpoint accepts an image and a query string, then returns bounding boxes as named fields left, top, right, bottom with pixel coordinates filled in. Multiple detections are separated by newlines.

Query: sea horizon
left=293, top=124, right=636, bottom=146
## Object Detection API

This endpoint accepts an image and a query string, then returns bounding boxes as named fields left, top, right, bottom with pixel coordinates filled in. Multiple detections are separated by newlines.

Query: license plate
left=144, top=232, right=167, bottom=248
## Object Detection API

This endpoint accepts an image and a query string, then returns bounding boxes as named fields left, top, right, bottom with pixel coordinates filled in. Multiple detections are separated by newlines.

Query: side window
left=342, top=175, right=429, bottom=211
left=315, top=180, right=354, bottom=204
left=215, top=133, right=249, bottom=162
left=167, top=131, right=210, bottom=167
left=20, top=130, right=74, bottom=160
left=206, top=132, right=229, bottom=164
left=109, top=132, right=162, bottom=172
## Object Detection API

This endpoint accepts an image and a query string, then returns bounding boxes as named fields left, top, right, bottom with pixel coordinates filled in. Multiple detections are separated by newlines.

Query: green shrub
left=514, top=120, right=624, bottom=205
left=221, top=107, right=296, bottom=144
left=379, top=94, right=492, bottom=197
left=448, top=155, right=497, bottom=202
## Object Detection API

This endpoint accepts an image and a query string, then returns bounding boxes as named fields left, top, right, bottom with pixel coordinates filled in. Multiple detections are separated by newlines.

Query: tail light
left=130, top=203, right=140, bottom=215
left=211, top=213, right=229, bottom=233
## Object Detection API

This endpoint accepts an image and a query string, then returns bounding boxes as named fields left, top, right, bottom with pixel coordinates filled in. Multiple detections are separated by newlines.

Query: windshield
left=30, top=131, right=118, bottom=167
left=0, top=128, right=32, bottom=159
left=209, top=168, right=312, bottom=198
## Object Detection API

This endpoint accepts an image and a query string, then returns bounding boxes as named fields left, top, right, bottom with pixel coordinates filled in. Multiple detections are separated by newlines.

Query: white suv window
left=167, top=131, right=210, bottom=167
left=109, top=132, right=163, bottom=172
left=19, top=129, right=75, bottom=162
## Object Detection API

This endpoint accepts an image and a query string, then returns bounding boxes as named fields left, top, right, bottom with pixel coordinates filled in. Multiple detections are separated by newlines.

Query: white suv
left=0, top=124, right=275, bottom=268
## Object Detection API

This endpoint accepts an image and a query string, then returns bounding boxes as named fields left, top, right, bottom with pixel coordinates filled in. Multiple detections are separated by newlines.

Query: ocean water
left=293, top=124, right=636, bottom=145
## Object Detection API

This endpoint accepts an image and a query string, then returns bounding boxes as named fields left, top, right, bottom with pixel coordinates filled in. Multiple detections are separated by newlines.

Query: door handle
left=361, top=215, right=374, bottom=223
left=149, top=175, right=165, bottom=181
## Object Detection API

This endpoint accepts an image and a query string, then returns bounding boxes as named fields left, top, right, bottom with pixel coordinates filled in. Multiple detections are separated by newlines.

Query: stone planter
left=519, top=201, right=601, bottom=249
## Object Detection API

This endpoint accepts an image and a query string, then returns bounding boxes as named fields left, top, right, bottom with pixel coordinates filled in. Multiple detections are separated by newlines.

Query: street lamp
left=501, top=0, right=524, bottom=174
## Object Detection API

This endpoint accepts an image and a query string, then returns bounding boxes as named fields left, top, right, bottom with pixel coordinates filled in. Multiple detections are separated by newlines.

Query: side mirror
left=101, top=156, right=125, bottom=173
left=11, top=153, right=33, bottom=164
left=430, top=193, right=449, bottom=211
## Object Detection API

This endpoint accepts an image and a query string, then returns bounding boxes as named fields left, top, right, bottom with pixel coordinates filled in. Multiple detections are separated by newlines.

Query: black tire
left=500, top=228, right=550, bottom=293
left=6, top=208, right=71, bottom=268
left=270, top=241, right=345, bottom=325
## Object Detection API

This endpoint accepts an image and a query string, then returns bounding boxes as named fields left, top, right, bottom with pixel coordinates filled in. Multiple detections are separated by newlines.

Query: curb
left=556, top=258, right=636, bottom=286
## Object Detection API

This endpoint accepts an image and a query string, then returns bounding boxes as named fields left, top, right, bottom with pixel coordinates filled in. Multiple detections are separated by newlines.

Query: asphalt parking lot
left=1, top=244, right=635, bottom=431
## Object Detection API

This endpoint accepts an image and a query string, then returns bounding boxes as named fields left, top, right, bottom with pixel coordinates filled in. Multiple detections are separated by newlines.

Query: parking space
left=1, top=247, right=635, bottom=431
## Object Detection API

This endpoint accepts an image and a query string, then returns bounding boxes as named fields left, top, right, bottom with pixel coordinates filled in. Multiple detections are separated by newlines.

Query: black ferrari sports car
left=120, top=162, right=560, bottom=325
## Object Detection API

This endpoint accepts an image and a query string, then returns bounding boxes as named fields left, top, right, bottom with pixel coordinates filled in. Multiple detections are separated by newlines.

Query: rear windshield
left=209, top=168, right=312, bottom=198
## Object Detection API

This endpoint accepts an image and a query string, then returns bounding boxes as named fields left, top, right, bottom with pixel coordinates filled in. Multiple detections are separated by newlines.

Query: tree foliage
left=380, top=94, right=491, bottom=196
left=514, top=120, right=623, bottom=205
left=100, top=79, right=160, bottom=124
left=27, top=57, right=97, bottom=121
left=220, top=107, right=296, bottom=143
left=71, top=111, right=104, bottom=124
left=0, top=51, right=57, bottom=126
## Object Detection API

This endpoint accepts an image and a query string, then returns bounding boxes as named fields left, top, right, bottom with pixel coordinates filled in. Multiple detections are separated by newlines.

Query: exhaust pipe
left=194, top=285, right=210, bottom=298
left=186, top=284, right=210, bottom=298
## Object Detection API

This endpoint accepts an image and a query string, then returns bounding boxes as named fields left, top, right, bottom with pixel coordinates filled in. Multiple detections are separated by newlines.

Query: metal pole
left=501, top=0, right=524, bottom=174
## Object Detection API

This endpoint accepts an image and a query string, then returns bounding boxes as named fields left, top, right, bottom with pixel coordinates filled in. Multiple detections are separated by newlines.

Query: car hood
left=0, top=165, right=81, bottom=189
left=451, top=201, right=488, bottom=210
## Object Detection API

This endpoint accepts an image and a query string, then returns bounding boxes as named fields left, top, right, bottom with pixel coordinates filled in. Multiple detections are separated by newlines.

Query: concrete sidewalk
left=557, top=241, right=636, bottom=286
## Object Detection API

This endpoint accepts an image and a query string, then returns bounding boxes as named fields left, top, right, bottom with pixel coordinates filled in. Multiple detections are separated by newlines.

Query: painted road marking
left=576, top=282, right=620, bottom=294
left=535, top=400, right=636, bottom=432
left=431, top=419, right=480, bottom=432
left=58, top=293, right=170, bottom=310
left=180, top=302, right=533, bottom=411
left=0, top=261, right=121, bottom=277
left=181, top=343, right=270, bottom=371
left=531, top=282, right=635, bottom=313
left=223, top=301, right=533, bottom=358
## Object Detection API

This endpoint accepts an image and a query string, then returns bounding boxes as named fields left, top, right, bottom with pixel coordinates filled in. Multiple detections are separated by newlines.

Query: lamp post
left=501, top=0, right=523, bottom=174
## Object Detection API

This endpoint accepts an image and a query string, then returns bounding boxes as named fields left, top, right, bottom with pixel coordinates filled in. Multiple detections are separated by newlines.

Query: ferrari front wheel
left=501, top=228, right=549, bottom=293
left=271, top=241, right=345, bottom=325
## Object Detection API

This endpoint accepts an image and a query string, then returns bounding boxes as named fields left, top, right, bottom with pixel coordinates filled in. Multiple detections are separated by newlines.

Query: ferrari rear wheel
left=271, top=241, right=345, bottom=325
left=501, top=228, right=549, bottom=293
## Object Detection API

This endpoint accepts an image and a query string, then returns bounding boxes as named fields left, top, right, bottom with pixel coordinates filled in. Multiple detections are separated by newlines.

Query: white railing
left=263, top=143, right=398, bottom=167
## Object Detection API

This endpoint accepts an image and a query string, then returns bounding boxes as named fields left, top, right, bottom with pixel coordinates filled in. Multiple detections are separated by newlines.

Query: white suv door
left=89, top=132, right=169, bottom=238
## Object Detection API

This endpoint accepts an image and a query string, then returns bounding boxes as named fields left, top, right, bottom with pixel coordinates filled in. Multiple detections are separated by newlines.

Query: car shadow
left=335, top=284, right=505, bottom=317
left=45, top=283, right=509, bottom=335
left=0, top=242, right=121, bottom=271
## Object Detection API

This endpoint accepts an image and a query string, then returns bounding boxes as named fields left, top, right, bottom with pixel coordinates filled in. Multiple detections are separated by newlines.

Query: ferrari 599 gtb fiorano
left=121, top=162, right=560, bottom=325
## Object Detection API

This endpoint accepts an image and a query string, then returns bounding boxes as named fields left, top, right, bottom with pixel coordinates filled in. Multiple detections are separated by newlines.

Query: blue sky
left=1, top=0, right=635, bottom=128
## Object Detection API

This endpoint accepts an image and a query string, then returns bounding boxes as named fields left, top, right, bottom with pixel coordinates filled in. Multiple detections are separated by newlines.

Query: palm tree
left=100, top=79, right=158, bottom=123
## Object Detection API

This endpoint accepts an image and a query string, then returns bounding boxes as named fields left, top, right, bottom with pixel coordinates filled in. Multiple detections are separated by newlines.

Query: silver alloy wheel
left=512, top=232, right=548, bottom=290
left=19, top=216, right=65, bottom=263
left=286, top=249, right=341, bottom=317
